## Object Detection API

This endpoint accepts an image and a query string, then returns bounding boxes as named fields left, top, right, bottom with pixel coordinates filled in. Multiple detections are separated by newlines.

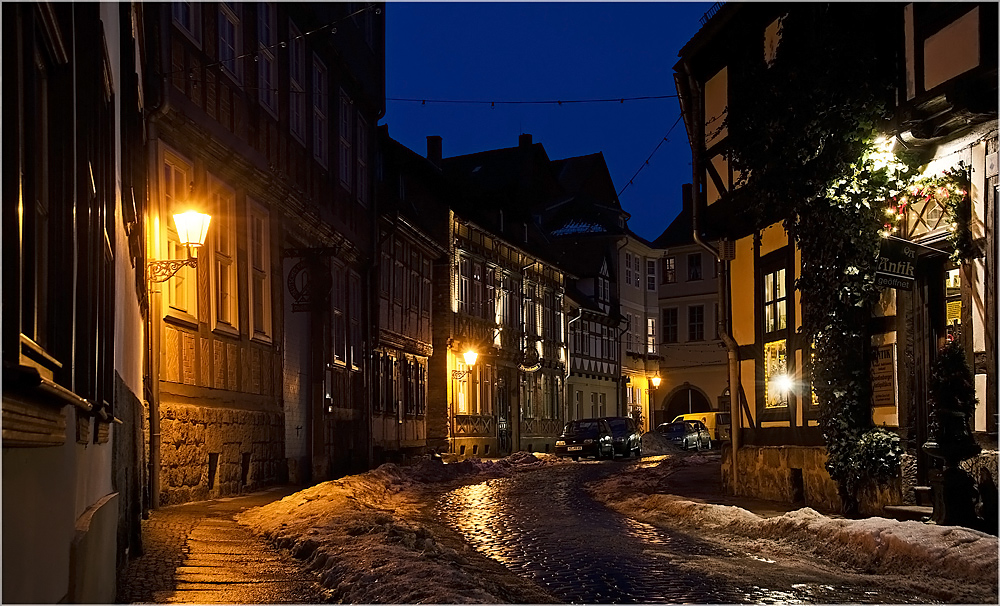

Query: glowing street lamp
left=452, top=350, right=478, bottom=379
left=651, top=375, right=661, bottom=388
left=148, top=209, right=212, bottom=283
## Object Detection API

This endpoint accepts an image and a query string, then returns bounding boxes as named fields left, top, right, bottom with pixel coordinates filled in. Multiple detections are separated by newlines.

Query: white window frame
left=288, top=21, right=305, bottom=142
left=161, top=147, right=198, bottom=321
left=312, top=55, right=328, bottom=166
left=646, top=259, right=656, bottom=291
left=218, top=2, right=242, bottom=82
left=247, top=199, right=272, bottom=341
left=339, top=89, right=353, bottom=189
left=209, top=175, right=238, bottom=335
left=257, top=3, right=277, bottom=117
left=625, top=252, right=633, bottom=287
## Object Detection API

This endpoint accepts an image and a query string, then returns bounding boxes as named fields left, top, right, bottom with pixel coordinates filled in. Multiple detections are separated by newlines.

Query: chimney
left=427, top=135, right=442, bottom=167
left=519, top=133, right=532, bottom=148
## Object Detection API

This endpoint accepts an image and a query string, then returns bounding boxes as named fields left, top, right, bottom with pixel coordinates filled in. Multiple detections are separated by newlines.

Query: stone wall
left=724, top=445, right=904, bottom=515
left=159, top=402, right=285, bottom=505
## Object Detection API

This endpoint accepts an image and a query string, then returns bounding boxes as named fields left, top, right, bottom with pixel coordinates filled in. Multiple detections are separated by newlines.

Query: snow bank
left=591, top=455, right=999, bottom=588
left=236, top=452, right=562, bottom=603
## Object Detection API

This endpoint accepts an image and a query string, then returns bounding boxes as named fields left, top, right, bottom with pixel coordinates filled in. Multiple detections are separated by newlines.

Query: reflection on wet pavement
left=436, top=462, right=932, bottom=604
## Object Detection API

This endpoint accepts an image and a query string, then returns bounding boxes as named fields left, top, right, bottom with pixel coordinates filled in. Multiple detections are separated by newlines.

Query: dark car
left=554, top=418, right=614, bottom=461
left=656, top=420, right=712, bottom=451
left=604, top=416, right=642, bottom=459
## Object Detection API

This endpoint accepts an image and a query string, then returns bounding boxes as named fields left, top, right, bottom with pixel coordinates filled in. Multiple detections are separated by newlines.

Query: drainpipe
left=682, top=60, right=742, bottom=496
left=565, top=308, right=583, bottom=420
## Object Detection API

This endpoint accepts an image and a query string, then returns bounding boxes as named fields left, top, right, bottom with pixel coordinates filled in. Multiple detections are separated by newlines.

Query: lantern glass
left=463, top=350, right=478, bottom=367
left=173, top=210, right=212, bottom=247
left=651, top=376, right=661, bottom=388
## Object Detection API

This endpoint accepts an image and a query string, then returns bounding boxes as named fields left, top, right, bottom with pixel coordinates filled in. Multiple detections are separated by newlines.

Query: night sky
left=382, top=1, right=713, bottom=242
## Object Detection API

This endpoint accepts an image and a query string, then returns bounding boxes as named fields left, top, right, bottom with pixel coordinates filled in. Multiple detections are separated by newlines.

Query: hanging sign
left=875, top=238, right=918, bottom=291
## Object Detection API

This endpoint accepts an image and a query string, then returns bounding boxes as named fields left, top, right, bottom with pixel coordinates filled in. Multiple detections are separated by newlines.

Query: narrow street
left=435, top=458, right=936, bottom=604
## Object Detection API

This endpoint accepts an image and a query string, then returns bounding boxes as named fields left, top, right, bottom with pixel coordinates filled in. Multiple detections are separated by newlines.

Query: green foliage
left=722, top=5, right=913, bottom=513
left=894, top=162, right=974, bottom=262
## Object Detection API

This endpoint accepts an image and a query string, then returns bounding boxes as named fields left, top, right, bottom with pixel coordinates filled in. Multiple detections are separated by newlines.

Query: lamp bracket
left=148, top=258, right=197, bottom=283
left=452, top=369, right=471, bottom=380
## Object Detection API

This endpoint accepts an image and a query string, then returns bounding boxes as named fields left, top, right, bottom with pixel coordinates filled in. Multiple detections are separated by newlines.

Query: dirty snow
left=237, top=439, right=998, bottom=604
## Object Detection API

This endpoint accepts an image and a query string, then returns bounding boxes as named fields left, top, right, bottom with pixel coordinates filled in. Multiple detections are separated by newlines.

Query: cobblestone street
left=117, top=487, right=327, bottom=604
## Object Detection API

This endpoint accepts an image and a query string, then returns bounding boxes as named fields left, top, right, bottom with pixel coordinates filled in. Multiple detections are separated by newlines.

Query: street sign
left=875, top=238, right=918, bottom=291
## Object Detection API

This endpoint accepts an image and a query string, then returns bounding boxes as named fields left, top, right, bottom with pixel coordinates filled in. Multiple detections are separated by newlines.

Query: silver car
left=656, top=420, right=713, bottom=451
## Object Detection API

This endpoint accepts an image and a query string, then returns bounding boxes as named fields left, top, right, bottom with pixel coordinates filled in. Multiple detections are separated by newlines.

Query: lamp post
left=147, top=210, right=212, bottom=282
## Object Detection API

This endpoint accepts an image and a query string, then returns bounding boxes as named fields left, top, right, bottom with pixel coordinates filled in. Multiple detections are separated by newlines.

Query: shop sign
left=871, top=344, right=897, bottom=408
left=875, top=238, right=918, bottom=291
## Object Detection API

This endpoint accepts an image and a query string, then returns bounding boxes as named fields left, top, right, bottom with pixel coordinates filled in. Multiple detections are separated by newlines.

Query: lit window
left=646, top=317, right=656, bottom=353
left=763, top=267, right=787, bottom=333
left=764, top=339, right=788, bottom=408
left=662, top=256, right=676, bottom=284
left=247, top=200, right=271, bottom=338
left=210, top=176, right=238, bottom=331
left=162, top=149, right=197, bottom=317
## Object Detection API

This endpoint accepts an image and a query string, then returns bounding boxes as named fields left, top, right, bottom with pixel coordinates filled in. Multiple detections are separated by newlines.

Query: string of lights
left=617, top=113, right=684, bottom=197
left=162, top=3, right=382, bottom=78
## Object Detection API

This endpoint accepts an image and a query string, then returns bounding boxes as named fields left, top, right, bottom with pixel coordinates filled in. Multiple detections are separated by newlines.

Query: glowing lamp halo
left=651, top=376, right=661, bottom=388
left=462, top=350, right=478, bottom=367
left=173, top=210, right=212, bottom=247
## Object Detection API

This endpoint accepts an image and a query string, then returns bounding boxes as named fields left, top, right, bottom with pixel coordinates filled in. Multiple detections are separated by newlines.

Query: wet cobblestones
left=436, top=461, right=935, bottom=604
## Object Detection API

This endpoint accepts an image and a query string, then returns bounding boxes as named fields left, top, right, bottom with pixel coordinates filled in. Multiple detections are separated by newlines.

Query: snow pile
left=236, top=453, right=561, bottom=604
left=590, top=456, right=999, bottom=589
left=641, top=430, right=680, bottom=455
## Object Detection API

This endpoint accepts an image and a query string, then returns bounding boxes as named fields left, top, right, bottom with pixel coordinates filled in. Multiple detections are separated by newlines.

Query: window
left=172, top=2, right=202, bottom=45
left=339, top=90, right=353, bottom=189
left=646, top=259, right=656, bottom=290
left=662, top=256, right=676, bottom=284
left=633, top=255, right=640, bottom=287
left=162, top=149, right=197, bottom=317
left=646, top=317, right=656, bottom=354
left=288, top=22, right=305, bottom=141
left=688, top=253, right=702, bottom=281
left=458, top=257, right=469, bottom=313
left=247, top=200, right=272, bottom=339
left=210, top=176, right=237, bottom=331
left=688, top=305, right=705, bottom=341
left=663, top=308, right=678, bottom=343
left=218, top=3, right=241, bottom=81
left=625, top=252, right=633, bottom=286
left=349, top=271, right=361, bottom=368
left=357, top=117, right=369, bottom=206
left=257, top=3, right=276, bottom=115
left=332, top=264, right=346, bottom=363
left=312, top=56, right=328, bottom=166
left=763, top=267, right=787, bottom=333
left=764, top=339, right=788, bottom=408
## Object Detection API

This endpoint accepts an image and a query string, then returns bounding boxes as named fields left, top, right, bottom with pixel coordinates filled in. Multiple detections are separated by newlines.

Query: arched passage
left=653, top=383, right=711, bottom=427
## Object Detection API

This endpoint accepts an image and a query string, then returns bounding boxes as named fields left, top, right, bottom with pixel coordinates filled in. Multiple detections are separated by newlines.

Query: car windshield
left=717, top=413, right=731, bottom=424
left=663, top=422, right=688, bottom=433
left=563, top=420, right=599, bottom=435
left=607, top=419, right=629, bottom=433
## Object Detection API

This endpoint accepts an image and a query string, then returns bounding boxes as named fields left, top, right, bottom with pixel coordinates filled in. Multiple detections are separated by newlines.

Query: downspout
left=681, top=60, right=742, bottom=496
left=565, top=308, right=583, bottom=421
left=614, top=237, right=629, bottom=417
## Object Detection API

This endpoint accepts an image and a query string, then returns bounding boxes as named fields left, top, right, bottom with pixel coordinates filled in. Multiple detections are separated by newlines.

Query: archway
left=653, top=383, right=711, bottom=427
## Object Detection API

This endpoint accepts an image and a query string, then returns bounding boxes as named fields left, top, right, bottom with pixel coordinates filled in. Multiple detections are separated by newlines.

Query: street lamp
left=651, top=375, right=661, bottom=388
left=452, top=350, right=478, bottom=379
left=148, top=210, right=212, bottom=283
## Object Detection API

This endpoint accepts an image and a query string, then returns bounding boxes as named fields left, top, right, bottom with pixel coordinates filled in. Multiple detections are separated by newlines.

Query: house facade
left=3, top=3, right=147, bottom=602
left=650, top=186, right=729, bottom=429
left=143, top=2, right=384, bottom=501
left=674, top=2, right=997, bottom=512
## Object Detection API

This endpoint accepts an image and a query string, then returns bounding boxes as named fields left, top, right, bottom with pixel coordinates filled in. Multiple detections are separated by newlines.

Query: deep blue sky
left=382, top=1, right=712, bottom=242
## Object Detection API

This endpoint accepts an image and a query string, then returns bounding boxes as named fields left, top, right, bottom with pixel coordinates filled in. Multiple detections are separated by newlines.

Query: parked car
left=604, top=416, right=642, bottom=459
left=671, top=412, right=731, bottom=445
left=656, top=420, right=712, bottom=451
left=555, top=418, right=614, bottom=461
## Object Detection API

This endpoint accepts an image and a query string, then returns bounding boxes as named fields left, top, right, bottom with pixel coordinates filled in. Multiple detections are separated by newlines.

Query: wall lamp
left=651, top=375, right=661, bottom=388
left=148, top=210, right=212, bottom=283
left=452, top=350, right=478, bottom=379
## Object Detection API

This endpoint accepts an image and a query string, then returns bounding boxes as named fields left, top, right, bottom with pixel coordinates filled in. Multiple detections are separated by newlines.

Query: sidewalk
left=117, top=486, right=327, bottom=604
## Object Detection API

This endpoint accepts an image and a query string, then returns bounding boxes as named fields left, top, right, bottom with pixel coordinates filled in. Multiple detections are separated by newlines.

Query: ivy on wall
left=722, top=5, right=913, bottom=515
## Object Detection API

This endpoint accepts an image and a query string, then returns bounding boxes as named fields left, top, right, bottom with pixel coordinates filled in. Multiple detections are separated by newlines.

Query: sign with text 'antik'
left=875, top=238, right=918, bottom=291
